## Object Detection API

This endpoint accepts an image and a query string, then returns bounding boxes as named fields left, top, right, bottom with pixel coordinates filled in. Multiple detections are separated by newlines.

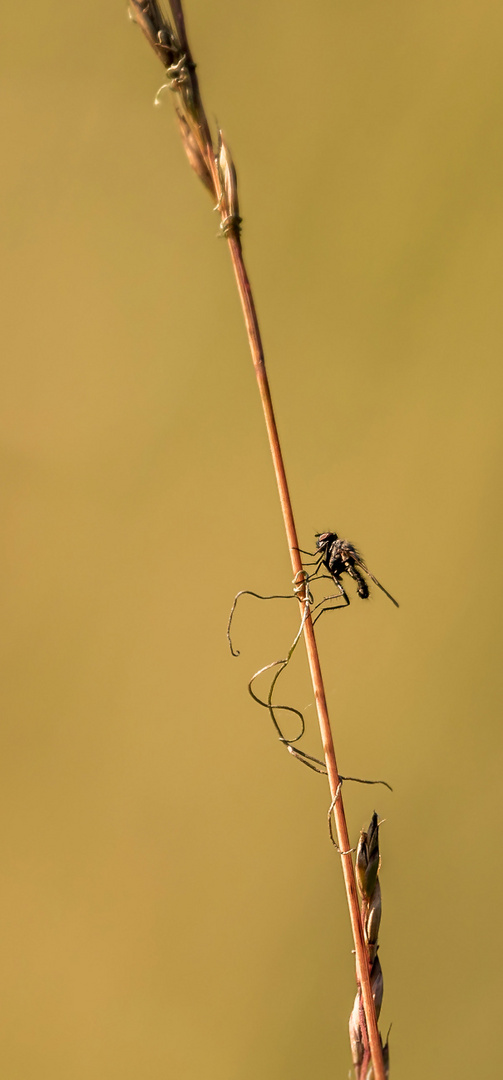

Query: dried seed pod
left=129, top=0, right=177, bottom=66
left=349, top=991, right=364, bottom=1075
left=365, top=878, right=382, bottom=962
left=383, top=1038, right=390, bottom=1076
left=176, top=112, right=215, bottom=196
left=356, top=812, right=380, bottom=900
left=370, top=955, right=383, bottom=1020
left=217, top=131, right=242, bottom=237
left=356, top=827, right=369, bottom=897
left=352, top=813, right=387, bottom=1077
left=365, top=1037, right=390, bottom=1080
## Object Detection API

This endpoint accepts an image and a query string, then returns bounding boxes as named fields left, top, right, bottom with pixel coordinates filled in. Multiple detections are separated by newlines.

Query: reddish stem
left=225, top=233, right=386, bottom=1080
left=130, top=4, right=386, bottom=1075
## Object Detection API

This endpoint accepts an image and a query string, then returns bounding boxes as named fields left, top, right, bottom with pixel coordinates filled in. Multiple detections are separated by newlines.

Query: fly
left=301, top=531, right=399, bottom=619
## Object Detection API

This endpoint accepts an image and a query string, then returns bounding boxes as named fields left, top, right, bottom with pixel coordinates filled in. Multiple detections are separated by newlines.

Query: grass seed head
left=217, top=131, right=242, bottom=238
left=176, top=112, right=215, bottom=195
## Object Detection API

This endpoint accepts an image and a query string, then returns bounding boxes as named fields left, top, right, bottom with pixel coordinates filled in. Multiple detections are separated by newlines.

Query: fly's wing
left=353, top=556, right=399, bottom=608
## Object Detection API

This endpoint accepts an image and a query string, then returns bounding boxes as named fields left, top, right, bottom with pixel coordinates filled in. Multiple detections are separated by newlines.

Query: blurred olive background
left=1, top=2, right=502, bottom=1077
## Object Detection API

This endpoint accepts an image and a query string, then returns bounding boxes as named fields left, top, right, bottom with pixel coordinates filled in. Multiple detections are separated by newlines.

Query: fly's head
left=315, top=531, right=338, bottom=553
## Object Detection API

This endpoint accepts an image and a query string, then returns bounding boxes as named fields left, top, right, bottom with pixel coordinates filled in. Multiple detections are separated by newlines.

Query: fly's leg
left=305, top=558, right=325, bottom=579
left=312, top=581, right=350, bottom=625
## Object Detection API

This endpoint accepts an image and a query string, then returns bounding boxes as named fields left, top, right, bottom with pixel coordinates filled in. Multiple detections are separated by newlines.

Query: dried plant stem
left=226, top=236, right=385, bottom=1080
left=129, top=4, right=386, bottom=1077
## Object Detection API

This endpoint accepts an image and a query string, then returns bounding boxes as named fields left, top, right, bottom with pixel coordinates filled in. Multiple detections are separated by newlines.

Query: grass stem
left=129, top=4, right=387, bottom=1076
left=225, top=233, right=386, bottom=1080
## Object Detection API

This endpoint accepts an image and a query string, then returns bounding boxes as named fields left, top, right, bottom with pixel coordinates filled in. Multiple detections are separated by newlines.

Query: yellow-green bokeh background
left=1, top=2, right=502, bottom=1077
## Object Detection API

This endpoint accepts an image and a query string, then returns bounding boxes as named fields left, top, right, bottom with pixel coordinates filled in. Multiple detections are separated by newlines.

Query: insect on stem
left=129, top=6, right=389, bottom=1078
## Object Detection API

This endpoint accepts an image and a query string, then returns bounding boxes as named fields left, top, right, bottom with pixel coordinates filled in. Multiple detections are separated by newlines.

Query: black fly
left=302, top=531, right=399, bottom=620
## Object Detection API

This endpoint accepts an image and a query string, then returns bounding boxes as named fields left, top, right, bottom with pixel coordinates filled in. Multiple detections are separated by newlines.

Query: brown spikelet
left=216, top=131, right=242, bottom=238
left=350, top=814, right=389, bottom=1079
left=129, top=0, right=176, bottom=67
left=176, top=111, right=215, bottom=196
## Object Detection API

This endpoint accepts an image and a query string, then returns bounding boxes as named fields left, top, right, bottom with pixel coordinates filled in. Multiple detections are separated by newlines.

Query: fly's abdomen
left=345, top=561, right=369, bottom=599
left=356, top=576, right=370, bottom=600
